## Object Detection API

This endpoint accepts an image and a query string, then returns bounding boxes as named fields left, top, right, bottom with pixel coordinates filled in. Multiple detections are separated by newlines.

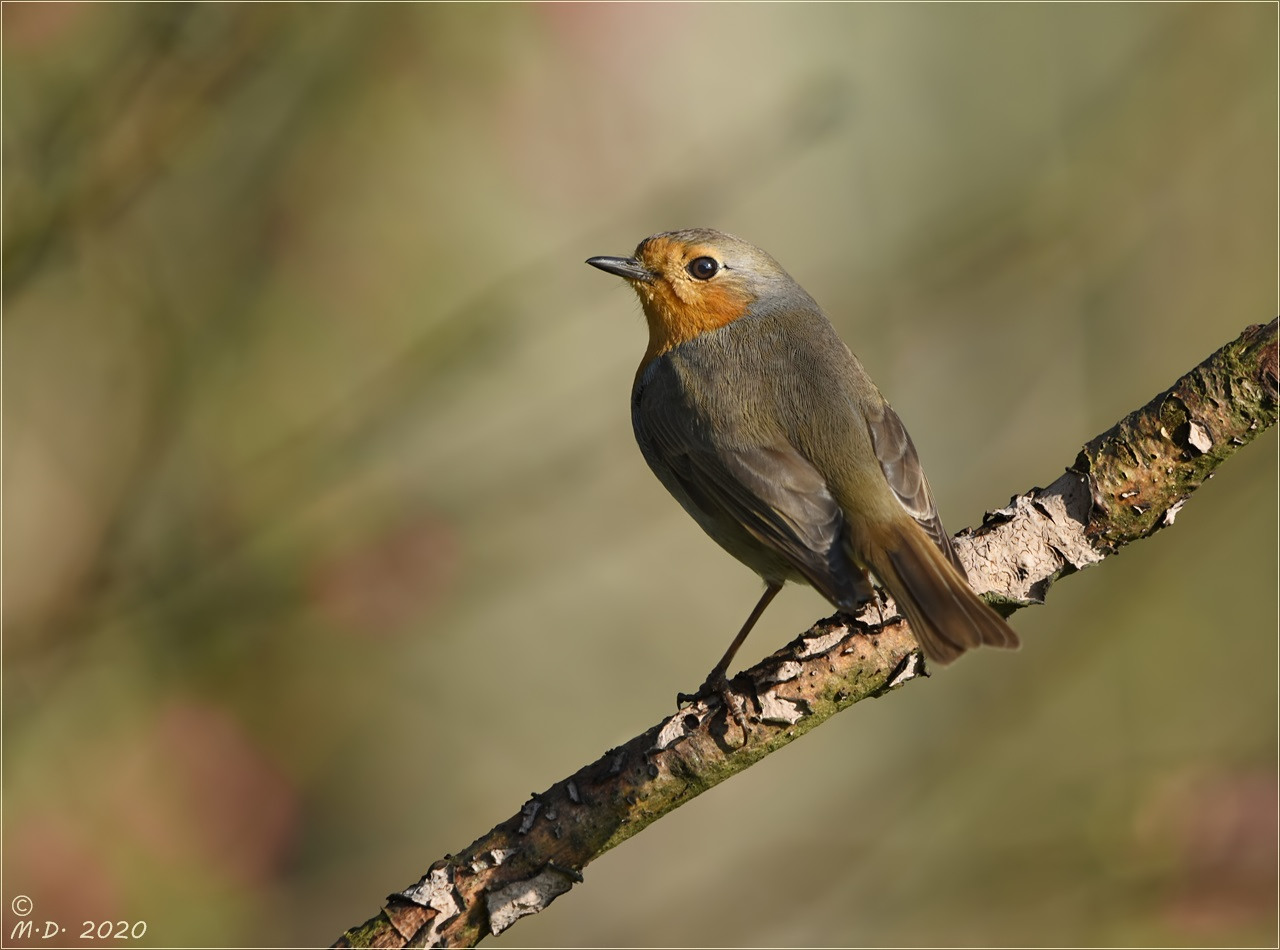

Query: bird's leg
left=870, top=586, right=886, bottom=627
left=693, top=582, right=782, bottom=692
left=678, top=582, right=782, bottom=742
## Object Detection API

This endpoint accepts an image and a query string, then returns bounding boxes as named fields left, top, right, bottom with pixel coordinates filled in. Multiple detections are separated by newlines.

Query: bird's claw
left=676, top=673, right=752, bottom=744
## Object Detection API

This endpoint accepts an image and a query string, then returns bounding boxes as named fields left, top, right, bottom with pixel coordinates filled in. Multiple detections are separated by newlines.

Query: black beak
left=586, top=255, right=654, bottom=283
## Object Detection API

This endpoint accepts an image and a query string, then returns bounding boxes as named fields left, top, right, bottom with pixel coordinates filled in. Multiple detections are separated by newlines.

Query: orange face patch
left=631, top=236, right=755, bottom=374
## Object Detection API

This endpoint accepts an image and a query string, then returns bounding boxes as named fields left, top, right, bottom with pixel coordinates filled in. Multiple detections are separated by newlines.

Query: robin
left=587, top=228, right=1018, bottom=707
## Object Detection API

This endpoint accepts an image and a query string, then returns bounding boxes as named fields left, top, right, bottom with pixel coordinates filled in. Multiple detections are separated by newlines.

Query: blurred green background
left=3, top=4, right=1276, bottom=947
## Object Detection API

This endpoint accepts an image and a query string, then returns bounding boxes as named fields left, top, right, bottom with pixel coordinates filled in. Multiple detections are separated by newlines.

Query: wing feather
left=636, top=389, right=868, bottom=609
left=864, top=399, right=967, bottom=577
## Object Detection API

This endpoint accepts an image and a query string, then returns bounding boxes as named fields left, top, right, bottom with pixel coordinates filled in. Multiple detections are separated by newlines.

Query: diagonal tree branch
left=336, top=318, right=1277, bottom=950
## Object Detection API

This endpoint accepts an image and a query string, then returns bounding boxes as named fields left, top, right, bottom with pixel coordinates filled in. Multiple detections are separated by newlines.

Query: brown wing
left=864, top=399, right=967, bottom=577
left=636, top=394, right=869, bottom=610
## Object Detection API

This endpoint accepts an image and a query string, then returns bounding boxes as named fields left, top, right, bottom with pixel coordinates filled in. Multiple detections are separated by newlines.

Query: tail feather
left=871, top=523, right=1019, bottom=665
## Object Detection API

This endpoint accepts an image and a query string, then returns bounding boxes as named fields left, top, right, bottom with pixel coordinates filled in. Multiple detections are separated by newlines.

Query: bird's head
left=588, top=228, right=803, bottom=369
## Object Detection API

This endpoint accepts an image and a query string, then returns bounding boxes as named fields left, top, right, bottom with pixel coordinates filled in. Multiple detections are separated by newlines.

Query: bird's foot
left=677, top=672, right=752, bottom=745
left=851, top=587, right=890, bottom=629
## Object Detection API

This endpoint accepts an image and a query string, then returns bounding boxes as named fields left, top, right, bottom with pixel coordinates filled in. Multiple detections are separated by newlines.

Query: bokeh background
left=4, top=4, right=1276, bottom=947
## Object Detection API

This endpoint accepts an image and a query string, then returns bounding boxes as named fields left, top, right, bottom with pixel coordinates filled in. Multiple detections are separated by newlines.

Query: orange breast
left=633, top=239, right=755, bottom=379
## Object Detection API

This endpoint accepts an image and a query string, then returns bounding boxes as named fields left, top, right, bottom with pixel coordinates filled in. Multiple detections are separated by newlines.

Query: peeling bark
left=335, top=319, right=1277, bottom=950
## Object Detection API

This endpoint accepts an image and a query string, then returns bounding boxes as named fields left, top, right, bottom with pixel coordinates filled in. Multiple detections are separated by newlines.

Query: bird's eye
left=687, top=256, right=719, bottom=280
